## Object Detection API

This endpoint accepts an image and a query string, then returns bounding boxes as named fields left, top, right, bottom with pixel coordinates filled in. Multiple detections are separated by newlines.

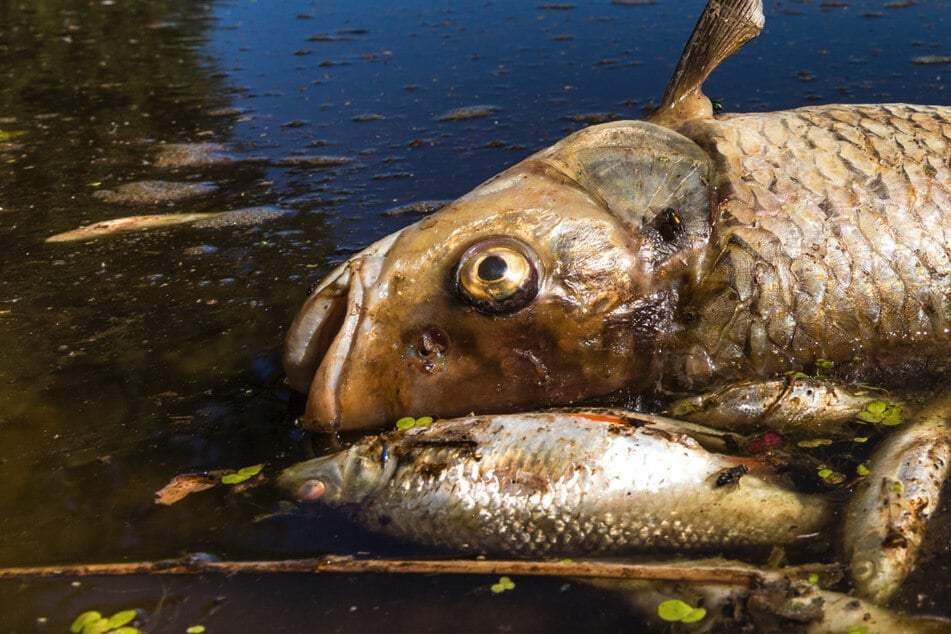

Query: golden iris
left=455, top=238, right=538, bottom=314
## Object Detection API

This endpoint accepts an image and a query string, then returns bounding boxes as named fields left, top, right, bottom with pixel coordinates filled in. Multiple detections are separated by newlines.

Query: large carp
left=283, top=0, right=951, bottom=432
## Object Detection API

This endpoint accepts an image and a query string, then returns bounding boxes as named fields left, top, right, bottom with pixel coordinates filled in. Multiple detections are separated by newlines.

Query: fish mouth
left=276, top=455, right=342, bottom=502
left=283, top=232, right=401, bottom=430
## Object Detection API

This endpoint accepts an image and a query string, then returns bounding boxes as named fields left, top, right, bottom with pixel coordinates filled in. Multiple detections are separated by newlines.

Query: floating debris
left=191, top=206, right=295, bottom=229
left=276, top=155, right=352, bottom=168
left=913, top=56, right=951, bottom=65
left=382, top=199, right=450, bottom=217
left=46, top=206, right=294, bottom=242
left=152, top=143, right=236, bottom=168
left=154, top=473, right=221, bottom=505
left=435, top=105, right=500, bottom=122
left=92, top=180, right=218, bottom=204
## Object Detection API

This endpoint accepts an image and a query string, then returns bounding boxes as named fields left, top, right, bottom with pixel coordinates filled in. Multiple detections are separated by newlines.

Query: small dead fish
left=843, top=389, right=951, bottom=604
left=46, top=206, right=294, bottom=242
left=667, top=376, right=910, bottom=440
left=278, top=410, right=831, bottom=556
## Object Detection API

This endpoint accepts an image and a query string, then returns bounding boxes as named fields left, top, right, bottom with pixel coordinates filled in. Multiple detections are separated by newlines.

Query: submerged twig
left=0, top=554, right=836, bottom=586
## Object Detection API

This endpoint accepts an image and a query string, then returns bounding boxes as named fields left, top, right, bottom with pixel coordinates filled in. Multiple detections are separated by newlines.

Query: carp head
left=284, top=121, right=715, bottom=432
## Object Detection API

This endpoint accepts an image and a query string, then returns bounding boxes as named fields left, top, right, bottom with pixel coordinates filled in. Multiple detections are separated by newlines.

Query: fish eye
left=454, top=238, right=539, bottom=315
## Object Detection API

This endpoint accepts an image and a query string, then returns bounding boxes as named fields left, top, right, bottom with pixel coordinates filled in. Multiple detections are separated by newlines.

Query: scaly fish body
left=278, top=411, right=831, bottom=556
left=282, top=0, right=951, bottom=431
left=672, top=104, right=951, bottom=389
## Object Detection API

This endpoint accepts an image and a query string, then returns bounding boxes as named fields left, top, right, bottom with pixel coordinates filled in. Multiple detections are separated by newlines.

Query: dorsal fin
left=648, top=0, right=765, bottom=126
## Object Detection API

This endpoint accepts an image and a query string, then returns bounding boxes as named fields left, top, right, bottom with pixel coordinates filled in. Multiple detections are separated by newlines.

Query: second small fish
left=279, top=410, right=831, bottom=556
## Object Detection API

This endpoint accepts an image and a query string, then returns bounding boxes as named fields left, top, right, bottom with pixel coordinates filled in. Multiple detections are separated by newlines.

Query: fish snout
left=283, top=232, right=402, bottom=428
left=276, top=455, right=342, bottom=503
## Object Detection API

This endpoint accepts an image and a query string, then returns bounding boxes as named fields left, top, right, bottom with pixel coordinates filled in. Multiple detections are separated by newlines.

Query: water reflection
left=0, top=0, right=949, bottom=630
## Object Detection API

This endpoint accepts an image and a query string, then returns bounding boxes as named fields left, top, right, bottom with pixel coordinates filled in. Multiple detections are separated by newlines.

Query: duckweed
left=855, top=400, right=902, bottom=426
left=396, top=416, right=434, bottom=430
left=70, top=610, right=143, bottom=634
left=856, top=463, right=870, bottom=476
left=657, top=599, right=706, bottom=623
left=490, top=576, right=516, bottom=594
left=221, top=464, right=263, bottom=485
left=817, top=466, right=846, bottom=485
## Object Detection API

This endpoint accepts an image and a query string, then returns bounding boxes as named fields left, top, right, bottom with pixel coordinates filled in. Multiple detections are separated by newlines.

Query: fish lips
left=283, top=232, right=402, bottom=431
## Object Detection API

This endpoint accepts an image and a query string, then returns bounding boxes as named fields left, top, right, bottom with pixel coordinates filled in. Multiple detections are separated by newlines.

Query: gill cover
left=533, top=120, right=714, bottom=277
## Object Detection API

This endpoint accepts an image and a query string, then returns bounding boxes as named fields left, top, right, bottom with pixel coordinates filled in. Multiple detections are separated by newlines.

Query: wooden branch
left=0, top=554, right=839, bottom=587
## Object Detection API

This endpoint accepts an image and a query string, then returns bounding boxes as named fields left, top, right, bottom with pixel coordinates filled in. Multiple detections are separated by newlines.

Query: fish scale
left=675, top=104, right=951, bottom=387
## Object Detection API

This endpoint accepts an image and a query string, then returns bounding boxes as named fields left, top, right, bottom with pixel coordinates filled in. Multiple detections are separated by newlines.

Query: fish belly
left=348, top=416, right=829, bottom=556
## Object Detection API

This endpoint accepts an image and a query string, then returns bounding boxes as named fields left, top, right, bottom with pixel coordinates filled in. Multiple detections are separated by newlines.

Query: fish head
left=285, top=120, right=714, bottom=431
left=277, top=437, right=395, bottom=505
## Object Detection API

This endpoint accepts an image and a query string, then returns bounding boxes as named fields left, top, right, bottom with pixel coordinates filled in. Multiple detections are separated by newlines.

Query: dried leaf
left=154, top=473, right=222, bottom=505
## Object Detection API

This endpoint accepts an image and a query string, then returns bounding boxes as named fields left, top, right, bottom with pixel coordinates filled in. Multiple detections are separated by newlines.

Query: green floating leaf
left=856, top=400, right=902, bottom=426
left=657, top=599, right=693, bottom=622
left=881, top=407, right=903, bottom=426
left=682, top=607, right=706, bottom=623
left=846, top=625, right=870, bottom=634
left=221, top=464, right=263, bottom=485
left=817, top=468, right=846, bottom=484
left=107, top=610, right=138, bottom=629
left=186, top=626, right=206, bottom=634
left=889, top=480, right=904, bottom=493
left=856, top=463, right=870, bottom=476
left=112, top=628, right=143, bottom=634
left=815, top=358, right=834, bottom=369
left=71, top=612, right=102, bottom=634
left=490, top=575, right=515, bottom=594
left=785, top=370, right=810, bottom=379
left=395, top=416, right=435, bottom=430
left=852, top=437, right=869, bottom=443
left=81, top=618, right=112, bottom=634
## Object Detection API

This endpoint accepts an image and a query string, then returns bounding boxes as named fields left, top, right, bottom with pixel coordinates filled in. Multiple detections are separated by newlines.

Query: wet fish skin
left=843, top=389, right=951, bottom=604
left=667, top=376, right=911, bottom=439
left=46, top=206, right=293, bottom=242
left=282, top=1, right=951, bottom=432
left=279, top=411, right=831, bottom=556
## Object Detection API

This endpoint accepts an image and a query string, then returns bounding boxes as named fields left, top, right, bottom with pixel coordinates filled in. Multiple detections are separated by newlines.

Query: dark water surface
left=0, top=0, right=949, bottom=631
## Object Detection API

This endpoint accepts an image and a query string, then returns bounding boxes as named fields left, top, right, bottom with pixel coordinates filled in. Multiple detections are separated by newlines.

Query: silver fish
left=278, top=410, right=830, bottom=556
left=282, top=0, right=951, bottom=432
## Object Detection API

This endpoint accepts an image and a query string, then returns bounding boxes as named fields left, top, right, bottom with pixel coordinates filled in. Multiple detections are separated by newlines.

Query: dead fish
left=278, top=410, right=831, bottom=556
left=843, top=388, right=951, bottom=604
left=283, top=0, right=951, bottom=431
left=667, top=376, right=911, bottom=440
left=46, top=206, right=294, bottom=242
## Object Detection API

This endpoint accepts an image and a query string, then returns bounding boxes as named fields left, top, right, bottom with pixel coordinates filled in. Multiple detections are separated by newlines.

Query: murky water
left=0, top=0, right=948, bottom=631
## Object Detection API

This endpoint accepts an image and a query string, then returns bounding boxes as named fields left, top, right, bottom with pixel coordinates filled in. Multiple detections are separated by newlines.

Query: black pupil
left=477, top=255, right=508, bottom=282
